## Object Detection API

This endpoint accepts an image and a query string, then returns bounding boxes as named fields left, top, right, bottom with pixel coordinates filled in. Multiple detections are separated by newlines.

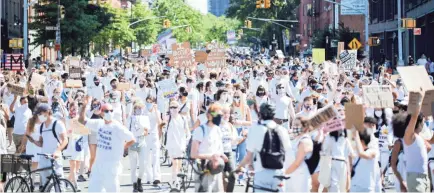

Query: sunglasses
left=169, top=106, right=178, bottom=109
left=104, top=110, right=114, bottom=113
left=278, top=87, right=285, bottom=89
left=233, top=96, right=240, bottom=99
left=210, top=112, right=223, bottom=117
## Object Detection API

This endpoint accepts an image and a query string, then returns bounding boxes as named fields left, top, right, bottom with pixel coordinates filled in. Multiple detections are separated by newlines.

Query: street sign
left=414, top=28, right=421, bottom=35
left=1, top=54, right=24, bottom=71
left=45, top=26, right=58, bottom=31
left=9, top=39, right=23, bottom=49
left=348, top=38, right=362, bottom=50
left=55, top=44, right=61, bottom=51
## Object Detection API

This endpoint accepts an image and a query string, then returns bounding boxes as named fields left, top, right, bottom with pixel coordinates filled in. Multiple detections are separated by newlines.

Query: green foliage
left=202, top=14, right=241, bottom=43
left=131, top=3, right=159, bottom=47
left=311, top=23, right=359, bottom=59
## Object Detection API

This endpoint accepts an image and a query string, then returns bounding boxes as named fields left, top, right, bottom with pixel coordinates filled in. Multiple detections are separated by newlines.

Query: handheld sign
left=69, top=119, right=90, bottom=135
left=65, top=79, right=82, bottom=88
left=305, top=104, right=337, bottom=129
left=69, top=67, right=82, bottom=80
left=30, top=73, right=46, bottom=88
left=407, top=91, right=423, bottom=114
left=422, top=89, right=434, bottom=116
left=7, top=84, right=25, bottom=96
left=362, top=85, right=394, bottom=108
left=117, top=83, right=131, bottom=91
left=157, top=79, right=178, bottom=99
left=171, top=42, right=193, bottom=68
left=344, top=103, right=364, bottom=130
left=339, top=50, right=357, bottom=70
left=205, top=43, right=226, bottom=70
left=323, top=118, right=344, bottom=133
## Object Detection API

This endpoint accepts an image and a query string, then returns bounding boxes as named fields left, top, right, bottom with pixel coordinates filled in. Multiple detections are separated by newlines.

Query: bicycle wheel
left=185, top=161, right=193, bottom=188
left=45, top=178, right=76, bottom=192
left=4, top=176, right=30, bottom=192
left=160, top=146, right=168, bottom=165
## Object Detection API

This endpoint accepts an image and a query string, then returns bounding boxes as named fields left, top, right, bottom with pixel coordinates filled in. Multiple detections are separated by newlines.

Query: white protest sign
left=30, top=73, right=46, bottom=88
left=157, top=79, right=178, bottom=99
left=339, top=50, right=357, bottom=70
left=362, top=85, right=394, bottom=108
left=306, top=104, right=338, bottom=129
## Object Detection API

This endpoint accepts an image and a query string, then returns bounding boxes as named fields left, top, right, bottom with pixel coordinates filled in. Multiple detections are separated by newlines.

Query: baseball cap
left=34, top=104, right=50, bottom=115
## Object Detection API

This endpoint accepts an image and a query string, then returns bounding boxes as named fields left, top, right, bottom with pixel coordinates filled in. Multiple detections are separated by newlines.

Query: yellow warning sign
left=348, top=38, right=362, bottom=50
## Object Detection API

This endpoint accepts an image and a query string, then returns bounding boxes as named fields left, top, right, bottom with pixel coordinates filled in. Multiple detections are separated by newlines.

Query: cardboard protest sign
left=362, top=85, right=394, bottom=108
left=117, top=83, right=131, bottom=91
left=408, top=91, right=424, bottom=114
left=140, top=49, right=152, bottom=57
left=432, top=102, right=434, bottom=116
left=312, top=48, right=325, bottom=65
left=421, top=89, right=434, bottom=116
left=65, top=79, right=82, bottom=88
left=39, top=96, right=48, bottom=103
left=30, top=73, right=46, bottom=88
left=195, top=51, right=208, bottom=63
left=323, top=118, right=344, bottom=133
left=69, top=57, right=80, bottom=67
left=69, top=119, right=90, bottom=135
left=337, top=42, right=345, bottom=59
left=390, top=75, right=400, bottom=82
left=204, top=43, right=226, bottom=70
left=7, top=84, right=25, bottom=96
left=171, top=42, right=193, bottom=68
left=305, top=104, right=337, bottom=128
left=397, top=66, right=434, bottom=91
left=339, top=50, right=357, bottom=70
left=157, top=79, right=178, bottom=99
left=69, top=67, right=82, bottom=79
left=344, top=103, right=364, bottom=130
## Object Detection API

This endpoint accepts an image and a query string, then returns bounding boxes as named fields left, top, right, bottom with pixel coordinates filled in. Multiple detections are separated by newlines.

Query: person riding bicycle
left=235, top=103, right=292, bottom=192
left=190, top=103, right=229, bottom=192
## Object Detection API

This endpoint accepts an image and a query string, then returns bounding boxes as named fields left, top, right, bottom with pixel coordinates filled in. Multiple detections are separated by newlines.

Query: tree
left=202, top=14, right=241, bottom=43
left=30, top=0, right=109, bottom=56
left=131, top=3, right=159, bottom=47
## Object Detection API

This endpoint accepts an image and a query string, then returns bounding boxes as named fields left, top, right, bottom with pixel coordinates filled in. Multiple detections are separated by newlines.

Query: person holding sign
left=143, top=96, right=162, bottom=185
left=9, top=95, right=32, bottom=151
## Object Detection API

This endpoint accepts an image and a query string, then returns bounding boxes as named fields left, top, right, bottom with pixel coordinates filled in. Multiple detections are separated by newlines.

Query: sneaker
left=153, top=180, right=161, bottom=185
left=77, top=175, right=86, bottom=182
left=74, top=185, right=82, bottom=192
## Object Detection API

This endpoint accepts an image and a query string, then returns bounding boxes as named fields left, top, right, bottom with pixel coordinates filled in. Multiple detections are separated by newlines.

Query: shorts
left=89, top=133, right=97, bottom=145
left=167, top=148, right=184, bottom=158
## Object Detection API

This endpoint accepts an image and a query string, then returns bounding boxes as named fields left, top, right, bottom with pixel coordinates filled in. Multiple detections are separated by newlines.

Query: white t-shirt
left=166, top=115, right=190, bottom=150
left=40, top=119, right=67, bottom=154
left=85, top=119, right=134, bottom=164
left=13, top=104, right=33, bottom=135
left=351, top=149, right=379, bottom=192
left=192, top=124, right=224, bottom=155
left=126, top=115, right=150, bottom=138
left=219, top=122, right=237, bottom=153
left=246, top=120, right=293, bottom=172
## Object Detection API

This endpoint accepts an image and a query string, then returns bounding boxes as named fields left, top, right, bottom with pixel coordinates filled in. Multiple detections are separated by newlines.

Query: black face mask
left=257, top=91, right=265, bottom=97
left=393, top=110, right=399, bottom=114
left=51, top=69, right=55, bottom=72
left=139, top=84, right=145, bottom=88
left=182, top=92, right=188, bottom=97
left=94, top=81, right=100, bottom=86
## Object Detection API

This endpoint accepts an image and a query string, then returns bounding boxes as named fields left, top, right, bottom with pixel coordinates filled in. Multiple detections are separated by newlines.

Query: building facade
left=298, top=0, right=365, bottom=55
left=208, top=0, right=229, bottom=16
left=1, top=0, right=24, bottom=54
left=185, top=0, right=208, bottom=15
left=369, top=0, right=434, bottom=64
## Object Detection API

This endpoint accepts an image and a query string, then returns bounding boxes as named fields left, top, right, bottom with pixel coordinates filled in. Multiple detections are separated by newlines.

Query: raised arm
left=404, top=91, right=424, bottom=146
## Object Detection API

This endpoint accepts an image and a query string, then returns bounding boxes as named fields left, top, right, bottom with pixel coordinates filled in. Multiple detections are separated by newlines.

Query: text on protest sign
left=65, top=79, right=82, bottom=88
left=30, top=73, right=46, bottom=88
left=344, top=103, right=364, bottom=130
left=339, top=50, right=357, bottom=70
left=69, top=119, right=90, bottom=135
left=422, top=89, right=434, bottom=116
left=362, top=85, right=394, bottom=108
left=157, top=79, right=178, bottom=99
left=171, top=42, right=193, bottom=68
left=117, top=83, right=131, bottom=91
left=205, top=43, right=226, bottom=70
left=323, top=118, right=344, bottom=133
left=408, top=91, right=424, bottom=114
left=305, top=104, right=337, bottom=129
left=7, top=84, right=25, bottom=96
left=69, top=67, right=82, bottom=79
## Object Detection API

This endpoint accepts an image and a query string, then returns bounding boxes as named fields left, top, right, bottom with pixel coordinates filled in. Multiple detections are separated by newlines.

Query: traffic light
left=244, top=20, right=248, bottom=27
left=402, top=18, right=416, bottom=28
left=163, top=19, right=171, bottom=28
left=59, top=5, right=65, bottom=19
left=97, top=0, right=107, bottom=4
left=186, top=26, right=192, bottom=33
left=368, top=37, right=380, bottom=46
left=264, top=0, right=271, bottom=8
left=256, top=0, right=264, bottom=8
left=247, top=20, right=252, bottom=28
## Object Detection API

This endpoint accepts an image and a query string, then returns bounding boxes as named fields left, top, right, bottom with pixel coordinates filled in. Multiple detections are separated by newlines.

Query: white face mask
left=170, top=108, right=178, bottom=115
left=220, top=93, right=229, bottom=102
left=38, top=114, right=47, bottom=123
left=103, top=112, right=114, bottom=121
left=374, top=110, right=383, bottom=117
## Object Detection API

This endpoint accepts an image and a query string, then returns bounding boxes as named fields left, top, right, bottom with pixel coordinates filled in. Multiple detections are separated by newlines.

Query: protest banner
left=362, top=85, right=394, bottom=108
left=305, top=104, right=337, bottom=128
left=69, top=67, right=82, bottom=79
left=323, top=118, right=344, bottom=133
left=7, top=84, right=25, bottom=96
left=117, top=83, right=131, bottom=91
left=312, top=48, right=325, bottom=65
left=65, top=79, right=82, bottom=88
left=421, top=89, right=434, bottom=116
left=157, top=79, right=178, bottom=99
left=204, top=42, right=226, bottom=70
left=30, top=73, right=46, bottom=88
left=339, top=50, right=357, bottom=70
left=344, top=103, right=364, bottom=130
left=407, top=91, right=424, bottom=114
left=171, top=42, right=193, bottom=68
left=69, top=119, right=90, bottom=135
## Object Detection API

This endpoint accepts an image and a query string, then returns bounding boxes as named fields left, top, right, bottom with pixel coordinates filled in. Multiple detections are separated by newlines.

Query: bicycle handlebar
left=273, top=175, right=290, bottom=180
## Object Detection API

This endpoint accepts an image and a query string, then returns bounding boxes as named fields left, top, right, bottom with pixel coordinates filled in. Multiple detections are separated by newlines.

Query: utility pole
left=56, top=0, right=61, bottom=61
left=24, top=0, right=28, bottom=64
left=364, top=0, right=369, bottom=56
left=397, top=0, right=404, bottom=65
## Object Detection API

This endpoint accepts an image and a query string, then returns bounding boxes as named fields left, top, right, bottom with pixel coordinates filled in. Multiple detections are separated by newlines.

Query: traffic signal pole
left=56, top=0, right=61, bottom=61
left=24, top=0, right=28, bottom=63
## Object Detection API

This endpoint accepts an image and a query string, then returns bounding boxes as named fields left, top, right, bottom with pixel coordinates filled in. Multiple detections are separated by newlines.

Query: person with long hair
left=143, top=96, right=162, bottom=185
left=86, top=98, right=102, bottom=177
left=220, top=105, right=238, bottom=192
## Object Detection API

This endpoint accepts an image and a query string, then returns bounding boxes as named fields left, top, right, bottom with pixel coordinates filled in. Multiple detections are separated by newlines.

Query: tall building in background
left=184, top=0, right=208, bottom=15
left=208, top=0, right=230, bottom=16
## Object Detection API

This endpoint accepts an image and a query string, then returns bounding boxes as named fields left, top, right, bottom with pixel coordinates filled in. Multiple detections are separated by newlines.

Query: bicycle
left=243, top=171, right=290, bottom=192
left=169, top=157, right=204, bottom=192
left=4, top=153, right=76, bottom=193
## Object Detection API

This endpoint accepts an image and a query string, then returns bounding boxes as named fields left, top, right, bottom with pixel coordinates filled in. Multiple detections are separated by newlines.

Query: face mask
left=94, top=81, right=100, bottom=86
left=276, top=75, right=281, bottom=80
left=304, top=105, right=312, bottom=111
left=233, top=98, right=240, bottom=103
left=393, top=110, right=399, bottom=114
left=134, top=108, right=142, bottom=115
left=170, top=108, right=178, bottom=115
left=111, top=84, right=117, bottom=89
left=38, top=114, right=47, bottom=122
left=139, top=84, right=145, bottom=88
left=52, top=102, right=59, bottom=112
left=146, top=103, right=153, bottom=110
left=212, top=114, right=222, bottom=126
left=103, top=112, right=114, bottom=121
left=365, top=127, right=375, bottom=135
left=220, top=94, right=228, bottom=102
left=278, top=88, right=285, bottom=95
left=374, top=110, right=383, bottom=117
left=257, top=91, right=265, bottom=97
left=182, top=92, right=188, bottom=97
left=22, top=103, right=29, bottom=108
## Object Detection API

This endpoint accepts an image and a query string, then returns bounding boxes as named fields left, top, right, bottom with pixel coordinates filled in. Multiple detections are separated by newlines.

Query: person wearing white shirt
left=272, top=83, right=296, bottom=130
left=143, top=97, right=162, bottom=185
left=88, top=76, right=105, bottom=100
left=78, top=97, right=135, bottom=192
left=10, top=96, right=32, bottom=151
left=135, top=79, right=150, bottom=101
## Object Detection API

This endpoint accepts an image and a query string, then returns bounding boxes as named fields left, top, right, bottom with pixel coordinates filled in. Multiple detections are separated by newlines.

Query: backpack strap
left=39, top=123, right=44, bottom=134
left=51, top=121, right=60, bottom=144
left=179, top=102, right=187, bottom=113
left=199, top=124, right=205, bottom=137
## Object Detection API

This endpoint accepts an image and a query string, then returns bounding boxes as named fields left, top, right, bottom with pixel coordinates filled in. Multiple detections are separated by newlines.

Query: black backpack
left=259, top=124, right=285, bottom=169
left=305, top=141, right=322, bottom=175
left=39, top=120, right=68, bottom=151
